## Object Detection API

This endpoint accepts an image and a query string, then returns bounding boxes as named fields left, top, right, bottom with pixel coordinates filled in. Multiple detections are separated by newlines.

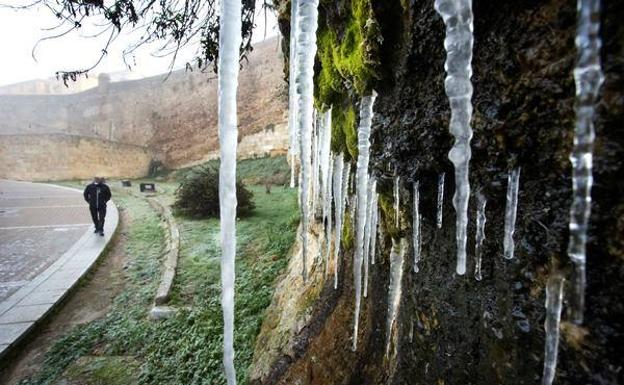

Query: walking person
left=84, top=177, right=112, bottom=236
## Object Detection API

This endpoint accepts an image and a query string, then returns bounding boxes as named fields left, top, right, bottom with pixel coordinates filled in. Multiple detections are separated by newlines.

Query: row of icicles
left=283, top=0, right=603, bottom=384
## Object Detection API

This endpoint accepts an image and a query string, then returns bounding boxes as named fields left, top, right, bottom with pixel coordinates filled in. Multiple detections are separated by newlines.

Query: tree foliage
left=2, top=0, right=273, bottom=84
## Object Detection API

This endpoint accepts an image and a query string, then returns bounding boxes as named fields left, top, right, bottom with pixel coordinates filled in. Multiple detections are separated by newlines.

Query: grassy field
left=18, top=159, right=299, bottom=385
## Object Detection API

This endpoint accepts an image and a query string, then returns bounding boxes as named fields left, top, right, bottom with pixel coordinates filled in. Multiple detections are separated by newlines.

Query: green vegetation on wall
left=313, top=0, right=380, bottom=159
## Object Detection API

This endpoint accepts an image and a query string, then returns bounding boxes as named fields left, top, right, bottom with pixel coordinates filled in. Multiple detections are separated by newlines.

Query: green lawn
left=21, top=174, right=298, bottom=384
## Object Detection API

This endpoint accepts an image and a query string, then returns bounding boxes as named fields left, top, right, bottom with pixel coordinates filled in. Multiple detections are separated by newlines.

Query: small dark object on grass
left=122, top=180, right=132, bottom=187
left=174, top=165, right=255, bottom=218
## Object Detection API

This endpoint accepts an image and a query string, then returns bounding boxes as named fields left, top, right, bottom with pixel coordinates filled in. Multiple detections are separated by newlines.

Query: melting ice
left=217, top=0, right=241, bottom=381
left=413, top=181, right=421, bottom=273
left=568, top=0, right=604, bottom=324
left=293, top=0, right=320, bottom=281
left=353, top=92, right=377, bottom=351
left=474, top=193, right=487, bottom=281
left=503, top=168, right=520, bottom=260
left=434, top=0, right=475, bottom=276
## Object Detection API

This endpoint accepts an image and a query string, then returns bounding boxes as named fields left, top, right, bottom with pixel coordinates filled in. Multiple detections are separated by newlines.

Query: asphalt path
left=0, top=180, right=92, bottom=302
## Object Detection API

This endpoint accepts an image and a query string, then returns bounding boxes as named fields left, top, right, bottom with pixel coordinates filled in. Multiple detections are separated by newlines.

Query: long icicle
left=503, top=168, right=521, bottom=260
left=434, top=0, right=474, bottom=276
left=568, top=0, right=604, bottom=324
left=474, top=192, right=487, bottom=281
left=542, top=275, right=565, bottom=385
left=332, top=154, right=345, bottom=289
left=321, top=110, right=333, bottom=272
left=325, top=152, right=334, bottom=276
left=294, top=0, right=320, bottom=281
left=217, top=0, right=241, bottom=383
left=437, top=173, right=445, bottom=229
left=311, top=110, right=320, bottom=216
left=363, top=178, right=376, bottom=297
left=353, top=92, right=377, bottom=351
left=394, top=176, right=400, bottom=227
left=413, top=181, right=421, bottom=273
left=288, top=0, right=299, bottom=189
left=370, top=194, right=379, bottom=265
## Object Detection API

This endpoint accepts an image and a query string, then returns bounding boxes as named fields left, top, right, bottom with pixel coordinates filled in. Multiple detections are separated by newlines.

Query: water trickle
left=434, top=0, right=474, bottom=276
left=542, top=275, right=565, bottom=385
left=217, top=0, right=241, bottom=381
left=294, top=0, right=320, bottom=281
left=568, top=0, right=604, bottom=324
left=503, top=168, right=521, bottom=260
left=332, top=154, right=345, bottom=289
left=474, top=193, right=487, bottom=281
left=353, top=93, right=377, bottom=351
left=436, top=173, right=445, bottom=229
left=413, top=181, right=421, bottom=273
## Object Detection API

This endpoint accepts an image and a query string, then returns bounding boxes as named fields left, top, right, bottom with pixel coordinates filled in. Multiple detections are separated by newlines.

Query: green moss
left=331, top=105, right=358, bottom=160
left=379, top=193, right=399, bottom=239
left=342, top=211, right=354, bottom=250
left=315, top=0, right=381, bottom=160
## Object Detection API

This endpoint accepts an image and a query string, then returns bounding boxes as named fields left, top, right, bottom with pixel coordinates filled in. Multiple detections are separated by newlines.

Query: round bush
left=173, top=165, right=255, bottom=218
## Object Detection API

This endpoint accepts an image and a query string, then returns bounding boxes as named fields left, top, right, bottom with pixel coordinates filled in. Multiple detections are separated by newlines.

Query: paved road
left=0, top=180, right=118, bottom=358
left=0, top=180, right=91, bottom=302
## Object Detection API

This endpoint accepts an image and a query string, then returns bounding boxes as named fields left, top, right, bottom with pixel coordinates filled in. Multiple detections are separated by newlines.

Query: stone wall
left=0, top=134, right=152, bottom=181
left=0, top=37, right=288, bottom=179
left=177, top=121, right=290, bottom=169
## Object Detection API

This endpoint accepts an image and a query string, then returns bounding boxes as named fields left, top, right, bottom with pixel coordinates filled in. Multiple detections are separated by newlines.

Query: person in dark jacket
left=84, top=177, right=112, bottom=236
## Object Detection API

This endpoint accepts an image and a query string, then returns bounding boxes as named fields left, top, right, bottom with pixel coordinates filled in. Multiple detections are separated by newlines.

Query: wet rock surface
left=254, top=1, right=623, bottom=384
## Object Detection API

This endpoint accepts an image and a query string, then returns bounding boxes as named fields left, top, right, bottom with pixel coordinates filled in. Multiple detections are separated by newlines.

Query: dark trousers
left=89, top=205, right=107, bottom=231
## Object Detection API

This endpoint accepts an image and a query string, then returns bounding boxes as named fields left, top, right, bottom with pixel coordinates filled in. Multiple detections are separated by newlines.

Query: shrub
left=173, top=165, right=255, bottom=218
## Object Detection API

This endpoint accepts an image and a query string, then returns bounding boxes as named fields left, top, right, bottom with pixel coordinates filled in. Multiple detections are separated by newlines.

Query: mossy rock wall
left=259, top=1, right=624, bottom=384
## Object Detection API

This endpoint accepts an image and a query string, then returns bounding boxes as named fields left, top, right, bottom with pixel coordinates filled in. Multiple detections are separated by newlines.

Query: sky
left=0, top=1, right=278, bottom=87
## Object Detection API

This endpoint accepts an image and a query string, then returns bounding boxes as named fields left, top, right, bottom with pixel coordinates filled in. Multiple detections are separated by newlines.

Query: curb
left=146, top=197, right=180, bottom=307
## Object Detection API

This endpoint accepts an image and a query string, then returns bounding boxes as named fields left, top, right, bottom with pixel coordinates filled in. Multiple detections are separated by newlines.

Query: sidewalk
left=0, top=180, right=118, bottom=359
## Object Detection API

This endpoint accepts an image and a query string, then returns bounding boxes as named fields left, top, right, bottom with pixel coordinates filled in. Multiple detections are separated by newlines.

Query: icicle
left=436, top=173, right=445, bottom=229
left=363, top=178, right=376, bottom=297
left=217, top=0, right=241, bottom=382
left=311, top=110, right=320, bottom=215
left=290, top=153, right=297, bottom=188
left=294, top=0, right=320, bottom=281
left=568, top=0, right=604, bottom=325
left=321, top=110, right=333, bottom=271
left=370, top=194, right=379, bottom=265
left=350, top=193, right=357, bottom=230
left=343, top=162, right=352, bottom=222
left=474, top=193, right=487, bottom=281
left=287, top=0, right=299, bottom=189
left=541, top=275, right=565, bottom=385
left=393, top=176, right=400, bottom=228
left=353, top=93, right=377, bottom=351
left=324, top=152, right=334, bottom=276
left=386, top=238, right=407, bottom=357
left=332, top=154, right=345, bottom=289
left=503, top=168, right=521, bottom=260
left=413, top=181, right=421, bottom=273
left=434, top=0, right=474, bottom=276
